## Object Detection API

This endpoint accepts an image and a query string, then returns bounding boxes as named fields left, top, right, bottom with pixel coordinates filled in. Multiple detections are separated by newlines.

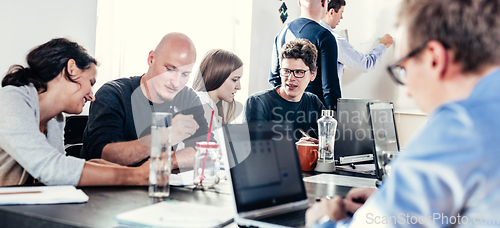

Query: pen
left=0, top=191, right=42, bottom=195
left=299, top=129, right=311, bottom=138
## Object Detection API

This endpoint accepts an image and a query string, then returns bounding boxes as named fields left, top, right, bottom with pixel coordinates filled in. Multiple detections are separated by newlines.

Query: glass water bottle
left=317, top=110, right=337, bottom=163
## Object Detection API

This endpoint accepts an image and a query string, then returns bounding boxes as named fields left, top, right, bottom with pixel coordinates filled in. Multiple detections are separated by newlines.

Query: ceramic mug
left=296, top=144, right=319, bottom=171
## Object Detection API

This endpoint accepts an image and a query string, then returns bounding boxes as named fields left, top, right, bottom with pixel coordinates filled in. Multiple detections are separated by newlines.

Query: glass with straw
left=193, top=110, right=220, bottom=188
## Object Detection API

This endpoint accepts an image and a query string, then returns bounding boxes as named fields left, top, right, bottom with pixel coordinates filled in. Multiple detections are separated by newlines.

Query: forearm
left=78, top=161, right=147, bottom=186
left=174, top=147, right=196, bottom=170
left=101, top=139, right=150, bottom=166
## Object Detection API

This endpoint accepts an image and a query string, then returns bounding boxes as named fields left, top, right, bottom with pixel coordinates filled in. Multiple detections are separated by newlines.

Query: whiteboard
left=333, top=0, right=421, bottom=113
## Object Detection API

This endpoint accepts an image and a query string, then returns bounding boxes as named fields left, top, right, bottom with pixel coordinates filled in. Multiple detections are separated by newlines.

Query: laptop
left=334, top=99, right=380, bottom=165
left=222, top=122, right=309, bottom=228
left=367, top=102, right=400, bottom=180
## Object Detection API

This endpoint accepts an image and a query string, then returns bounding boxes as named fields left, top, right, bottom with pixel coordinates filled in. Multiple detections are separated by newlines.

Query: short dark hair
left=2, top=38, right=97, bottom=92
left=399, top=0, right=500, bottom=73
left=328, top=0, right=346, bottom=13
left=279, top=39, right=318, bottom=72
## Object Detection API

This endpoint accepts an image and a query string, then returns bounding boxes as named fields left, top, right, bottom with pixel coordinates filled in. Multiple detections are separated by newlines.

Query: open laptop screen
left=223, top=122, right=307, bottom=213
left=368, top=102, right=400, bottom=179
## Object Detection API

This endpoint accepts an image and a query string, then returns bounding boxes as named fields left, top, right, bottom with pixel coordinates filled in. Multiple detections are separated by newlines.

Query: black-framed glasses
left=386, top=45, right=426, bottom=85
left=279, top=68, right=309, bottom=78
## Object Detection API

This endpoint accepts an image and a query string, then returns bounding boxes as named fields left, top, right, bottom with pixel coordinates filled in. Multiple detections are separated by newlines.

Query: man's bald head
left=299, top=0, right=328, bottom=22
left=143, top=32, right=197, bottom=102
left=154, top=32, right=197, bottom=65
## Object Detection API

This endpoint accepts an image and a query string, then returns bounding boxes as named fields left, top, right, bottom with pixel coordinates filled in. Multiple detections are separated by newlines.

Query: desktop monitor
left=334, top=98, right=379, bottom=164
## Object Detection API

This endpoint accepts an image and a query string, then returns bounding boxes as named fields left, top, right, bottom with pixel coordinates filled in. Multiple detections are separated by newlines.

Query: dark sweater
left=244, top=87, right=326, bottom=141
left=81, top=76, right=210, bottom=161
left=269, top=18, right=340, bottom=110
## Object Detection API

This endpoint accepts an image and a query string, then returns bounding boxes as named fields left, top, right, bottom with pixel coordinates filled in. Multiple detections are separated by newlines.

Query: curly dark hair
left=279, top=38, right=318, bottom=72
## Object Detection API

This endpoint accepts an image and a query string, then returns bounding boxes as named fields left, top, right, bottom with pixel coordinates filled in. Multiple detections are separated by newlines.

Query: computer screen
left=334, top=99, right=379, bottom=164
left=368, top=102, right=399, bottom=179
left=223, top=122, right=307, bottom=213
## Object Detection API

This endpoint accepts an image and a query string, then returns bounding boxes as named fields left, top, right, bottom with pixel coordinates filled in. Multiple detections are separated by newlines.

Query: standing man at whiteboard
left=269, top=0, right=340, bottom=110
left=320, top=0, right=394, bottom=88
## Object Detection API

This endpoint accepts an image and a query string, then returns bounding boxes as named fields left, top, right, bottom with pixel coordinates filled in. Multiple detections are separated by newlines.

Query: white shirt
left=319, top=20, right=387, bottom=88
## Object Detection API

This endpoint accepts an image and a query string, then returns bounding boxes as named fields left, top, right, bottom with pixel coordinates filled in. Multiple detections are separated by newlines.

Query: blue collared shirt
left=315, top=68, right=500, bottom=227
left=319, top=20, right=386, bottom=89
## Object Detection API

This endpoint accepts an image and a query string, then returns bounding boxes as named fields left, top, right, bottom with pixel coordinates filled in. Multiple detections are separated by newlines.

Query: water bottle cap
left=196, top=142, right=219, bottom=149
left=321, top=110, right=334, bottom=117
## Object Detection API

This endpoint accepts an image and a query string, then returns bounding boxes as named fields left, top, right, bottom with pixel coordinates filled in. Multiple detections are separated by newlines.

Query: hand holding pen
left=296, top=129, right=319, bottom=144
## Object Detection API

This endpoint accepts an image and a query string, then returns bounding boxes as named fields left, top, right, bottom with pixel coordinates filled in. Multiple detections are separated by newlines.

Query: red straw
left=200, top=110, right=215, bottom=184
left=206, top=110, right=214, bottom=143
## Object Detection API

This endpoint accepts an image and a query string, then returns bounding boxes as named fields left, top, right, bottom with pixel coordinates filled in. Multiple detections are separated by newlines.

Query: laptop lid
left=223, top=122, right=308, bottom=218
left=335, top=98, right=380, bottom=164
left=367, top=102, right=400, bottom=180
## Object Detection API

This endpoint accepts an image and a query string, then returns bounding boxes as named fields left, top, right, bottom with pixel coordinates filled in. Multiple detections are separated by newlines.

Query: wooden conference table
left=0, top=172, right=374, bottom=228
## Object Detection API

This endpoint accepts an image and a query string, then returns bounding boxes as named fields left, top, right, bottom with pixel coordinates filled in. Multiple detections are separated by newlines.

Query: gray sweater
left=0, top=85, right=84, bottom=186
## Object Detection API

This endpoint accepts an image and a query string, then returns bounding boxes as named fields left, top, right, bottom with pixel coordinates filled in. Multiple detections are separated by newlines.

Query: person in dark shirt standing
left=246, top=39, right=325, bottom=142
left=269, top=0, right=340, bottom=110
left=81, top=33, right=210, bottom=170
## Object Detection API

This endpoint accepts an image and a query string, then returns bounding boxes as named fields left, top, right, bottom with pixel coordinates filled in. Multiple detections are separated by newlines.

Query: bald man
left=81, top=33, right=211, bottom=170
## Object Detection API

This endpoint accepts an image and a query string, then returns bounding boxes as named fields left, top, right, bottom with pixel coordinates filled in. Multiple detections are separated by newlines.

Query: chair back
left=64, top=115, right=88, bottom=158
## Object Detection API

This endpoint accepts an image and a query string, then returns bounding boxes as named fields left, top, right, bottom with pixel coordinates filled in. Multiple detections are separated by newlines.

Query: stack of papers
left=0, top=185, right=89, bottom=205
left=114, top=200, right=234, bottom=228
left=170, top=171, right=195, bottom=186
left=303, top=174, right=377, bottom=188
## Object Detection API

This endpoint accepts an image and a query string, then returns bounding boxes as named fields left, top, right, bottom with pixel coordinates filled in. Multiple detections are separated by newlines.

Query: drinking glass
left=149, top=112, right=172, bottom=198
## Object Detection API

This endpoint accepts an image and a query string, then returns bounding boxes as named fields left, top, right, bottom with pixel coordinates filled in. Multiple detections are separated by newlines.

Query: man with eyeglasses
left=305, top=0, right=500, bottom=227
left=245, top=39, right=325, bottom=142
left=269, top=0, right=340, bottom=111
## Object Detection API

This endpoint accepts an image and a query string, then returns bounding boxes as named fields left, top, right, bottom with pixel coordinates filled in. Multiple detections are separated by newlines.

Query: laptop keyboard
left=254, top=209, right=307, bottom=227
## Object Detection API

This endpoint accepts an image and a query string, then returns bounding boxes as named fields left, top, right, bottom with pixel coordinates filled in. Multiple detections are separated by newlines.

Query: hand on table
left=305, top=196, right=348, bottom=227
left=296, top=136, right=319, bottom=145
left=344, top=187, right=377, bottom=214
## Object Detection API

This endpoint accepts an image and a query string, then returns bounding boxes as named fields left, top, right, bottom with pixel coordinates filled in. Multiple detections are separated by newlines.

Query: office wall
left=0, top=0, right=97, bottom=114
left=248, top=0, right=301, bottom=96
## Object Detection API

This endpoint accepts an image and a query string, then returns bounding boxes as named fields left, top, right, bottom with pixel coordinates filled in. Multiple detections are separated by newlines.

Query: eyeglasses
left=386, top=45, right=426, bottom=85
left=279, top=68, right=309, bottom=78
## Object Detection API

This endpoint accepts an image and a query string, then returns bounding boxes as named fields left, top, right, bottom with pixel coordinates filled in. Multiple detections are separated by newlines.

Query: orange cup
left=296, top=144, right=319, bottom=171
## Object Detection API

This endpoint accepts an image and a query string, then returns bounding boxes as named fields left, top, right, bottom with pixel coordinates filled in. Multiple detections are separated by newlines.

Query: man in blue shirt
left=319, top=0, right=393, bottom=90
left=306, top=0, right=500, bottom=227
left=269, top=0, right=340, bottom=110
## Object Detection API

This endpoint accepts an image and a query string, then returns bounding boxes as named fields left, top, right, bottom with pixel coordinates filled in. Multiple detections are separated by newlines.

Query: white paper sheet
left=114, top=200, right=234, bottom=228
left=0, top=185, right=88, bottom=205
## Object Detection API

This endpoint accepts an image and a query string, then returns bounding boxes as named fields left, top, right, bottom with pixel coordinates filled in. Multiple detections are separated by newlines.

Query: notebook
left=114, top=200, right=234, bottom=228
left=223, top=122, right=309, bottom=228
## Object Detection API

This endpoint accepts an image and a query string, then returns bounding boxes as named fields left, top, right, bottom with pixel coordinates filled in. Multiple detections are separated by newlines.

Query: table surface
left=0, top=173, right=374, bottom=228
